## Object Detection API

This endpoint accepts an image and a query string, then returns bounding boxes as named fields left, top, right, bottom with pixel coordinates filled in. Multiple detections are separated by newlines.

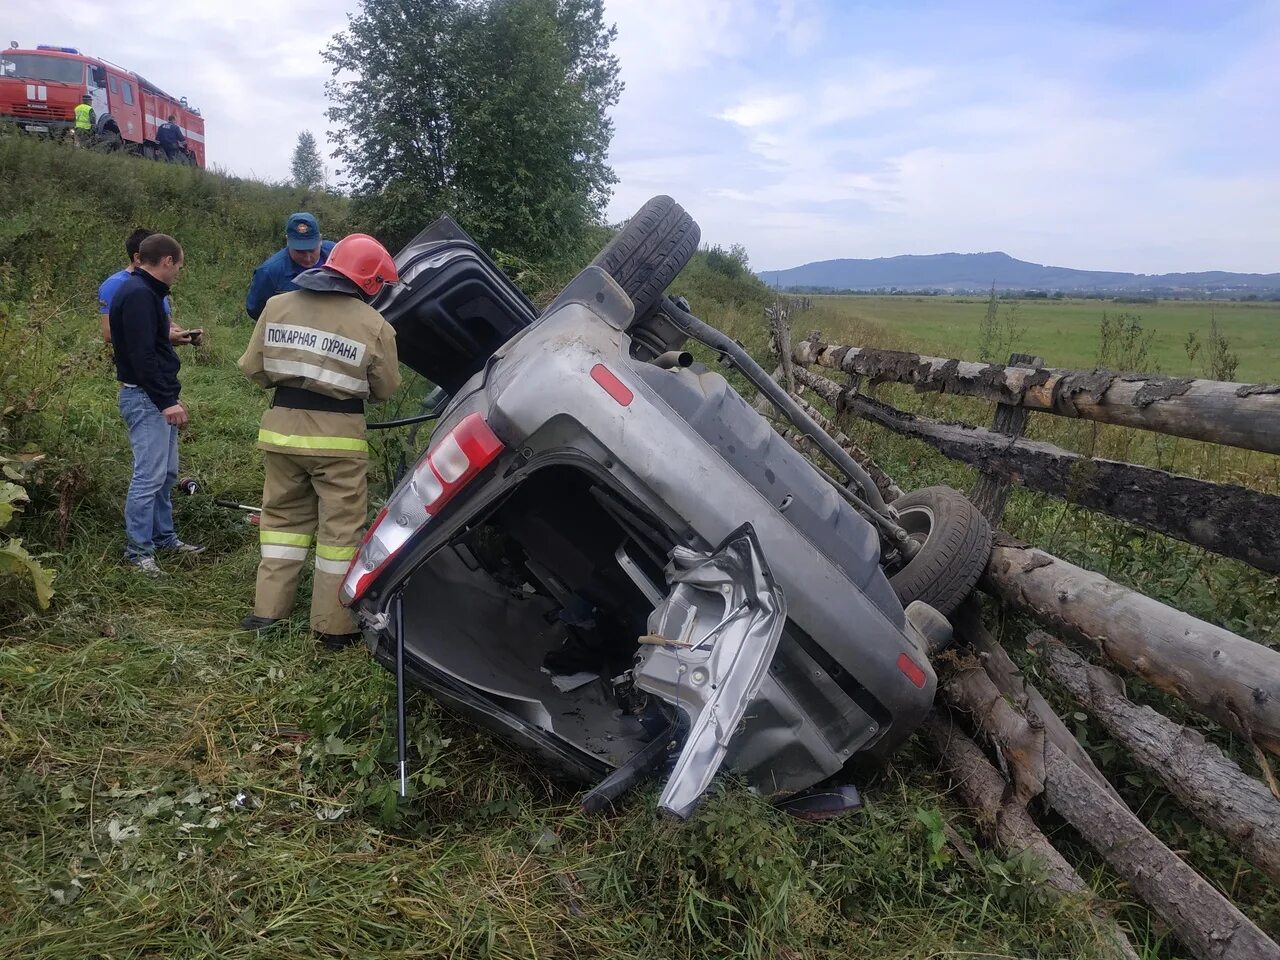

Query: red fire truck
left=0, top=43, right=205, bottom=167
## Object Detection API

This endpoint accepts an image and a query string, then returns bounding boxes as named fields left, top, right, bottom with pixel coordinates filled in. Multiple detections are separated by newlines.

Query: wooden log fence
left=762, top=316, right=1280, bottom=960
left=970, top=351, right=1043, bottom=522
left=791, top=364, right=1280, bottom=574
left=792, top=338, right=1280, bottom=455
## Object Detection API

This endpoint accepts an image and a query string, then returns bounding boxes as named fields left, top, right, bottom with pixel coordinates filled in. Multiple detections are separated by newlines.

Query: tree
left=290, top=130, right=326, bottom=189
left=323, top=0, right=621, bottom=261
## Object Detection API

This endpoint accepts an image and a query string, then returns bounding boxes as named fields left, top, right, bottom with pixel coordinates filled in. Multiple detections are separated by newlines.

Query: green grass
left=2, top=135, right=1275, bottom=958
left=799, top=294, right=1280, bottom=380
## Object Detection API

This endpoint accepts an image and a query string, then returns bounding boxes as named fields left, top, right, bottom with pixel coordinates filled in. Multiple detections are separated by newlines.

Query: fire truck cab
left=0, top=44, right=205, bottom=167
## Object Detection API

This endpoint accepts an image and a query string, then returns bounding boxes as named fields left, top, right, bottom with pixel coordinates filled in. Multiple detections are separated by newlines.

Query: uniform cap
left=286, top=212, right=321, bottom=252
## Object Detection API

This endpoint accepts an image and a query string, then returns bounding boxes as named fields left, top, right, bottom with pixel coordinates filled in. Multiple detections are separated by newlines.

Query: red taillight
left=341, top=414, right=504, bottom=605
left=590, top=363, right=633, bottom=406
left=896, top=652, right=927, bottom=689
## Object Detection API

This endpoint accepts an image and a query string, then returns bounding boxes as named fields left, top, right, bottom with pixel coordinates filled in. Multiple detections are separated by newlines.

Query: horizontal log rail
left=791, top=338, right=1280, bottom=455
left=983, top=542, right=1280, bottom=757
left=792, top=366, right=1280, bottom=574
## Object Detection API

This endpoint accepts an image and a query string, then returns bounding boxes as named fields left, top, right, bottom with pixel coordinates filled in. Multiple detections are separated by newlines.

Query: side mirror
left=91, top=65, right=106, bottom=87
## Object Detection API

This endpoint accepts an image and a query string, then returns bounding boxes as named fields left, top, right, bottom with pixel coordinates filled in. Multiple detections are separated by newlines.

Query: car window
left=122, top=81, right=133, bottom=106
left=109, top=75, right=117, bottom=94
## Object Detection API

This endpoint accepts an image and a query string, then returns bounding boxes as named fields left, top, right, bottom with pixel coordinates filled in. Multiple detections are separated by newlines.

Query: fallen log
left=954, top=602, right=1123, bottom=803
left=1042, top=637, right=1280, bottom=882
left=982, top=542, right=1280, bottom=757
left=920, top=710, right=1140, bottom=960
left=790, top=366, right=1280, bottom=574
left=791, top=338, right=1280, bottom=455
left=943, top=662, right=1280, bottom=960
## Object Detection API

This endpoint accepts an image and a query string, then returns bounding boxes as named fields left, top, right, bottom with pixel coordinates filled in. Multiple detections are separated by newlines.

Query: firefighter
left=237, top=234, right=401, bottom=648
left=73, top=94, right=95, bottom=146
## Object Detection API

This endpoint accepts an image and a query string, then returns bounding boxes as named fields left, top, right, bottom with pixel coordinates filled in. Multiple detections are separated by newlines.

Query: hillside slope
left=0, top=137, right=1127, bottom=959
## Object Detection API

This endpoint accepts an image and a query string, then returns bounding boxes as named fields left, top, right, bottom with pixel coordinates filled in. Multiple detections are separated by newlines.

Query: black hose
left=366, top=411, right=440, bottom=431
left=657, top=295, right=891, bottom=516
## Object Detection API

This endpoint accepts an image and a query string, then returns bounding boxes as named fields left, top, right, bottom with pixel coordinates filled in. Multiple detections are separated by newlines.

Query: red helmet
left=323, top=233, right=399, bottom=297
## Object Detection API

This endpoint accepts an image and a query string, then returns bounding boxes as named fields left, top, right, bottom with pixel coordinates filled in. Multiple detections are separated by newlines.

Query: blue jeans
left=119, top=387, right=179, bottom=559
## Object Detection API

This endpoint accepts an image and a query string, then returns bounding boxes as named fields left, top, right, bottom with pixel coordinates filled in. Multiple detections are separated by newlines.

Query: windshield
left=0, top=54, right=84, bottom=85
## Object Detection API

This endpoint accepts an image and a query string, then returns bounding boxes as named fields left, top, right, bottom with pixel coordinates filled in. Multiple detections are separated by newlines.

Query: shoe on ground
left=317, top=631, right=362, bottom=651
left=240, top=614, right=282, bottom=633
left=127, top=555, right=166, bottom=578
left=161, top=540, right=207, bottom=555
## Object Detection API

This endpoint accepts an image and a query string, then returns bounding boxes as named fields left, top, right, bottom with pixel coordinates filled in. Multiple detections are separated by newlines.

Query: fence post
left=970, top=351, right=1043, bottom=522
left=769, top=303, right=795, bottom=393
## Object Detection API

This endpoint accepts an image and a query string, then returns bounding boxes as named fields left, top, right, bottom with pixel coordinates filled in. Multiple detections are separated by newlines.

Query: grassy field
left=797, top=294, right=1280, bottom=380
left=2, top=137, right=1277, bottom=958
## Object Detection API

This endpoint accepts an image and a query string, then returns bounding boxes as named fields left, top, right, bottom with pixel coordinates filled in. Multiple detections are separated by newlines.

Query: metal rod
left=658, top=295, right=892, bottom=517
left=691, top=599, right=749, bottom=650
left=213, top=498, right=262, bottom=514
left=393, top=591, right=408, bottom=798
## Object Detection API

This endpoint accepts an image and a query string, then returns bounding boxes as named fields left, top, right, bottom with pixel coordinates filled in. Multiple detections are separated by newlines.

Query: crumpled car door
left=632, top=523, right=787, bottom=818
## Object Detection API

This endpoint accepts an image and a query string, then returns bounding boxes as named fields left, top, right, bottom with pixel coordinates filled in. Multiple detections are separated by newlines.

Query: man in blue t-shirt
left=99, top=228, right=197, bottom=347
left=244, top=212, right=336, bottom=321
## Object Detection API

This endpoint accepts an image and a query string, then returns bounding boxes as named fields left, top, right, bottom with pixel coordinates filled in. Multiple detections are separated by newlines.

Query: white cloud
left=6, top=0, right=1276, bottom=272
left=717, top=94, right=803, bottom=128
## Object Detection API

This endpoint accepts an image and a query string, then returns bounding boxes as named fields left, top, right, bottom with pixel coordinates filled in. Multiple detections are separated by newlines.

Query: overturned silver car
left=342, top=198, right=992, bottom=817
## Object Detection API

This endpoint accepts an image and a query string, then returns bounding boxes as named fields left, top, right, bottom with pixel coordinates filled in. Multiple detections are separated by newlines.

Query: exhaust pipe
left=653, top=350, right=693, bottom=369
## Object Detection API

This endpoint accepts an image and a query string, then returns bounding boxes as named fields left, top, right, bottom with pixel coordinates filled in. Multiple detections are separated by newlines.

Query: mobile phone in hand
left=186, top=329, right=204, bottom=346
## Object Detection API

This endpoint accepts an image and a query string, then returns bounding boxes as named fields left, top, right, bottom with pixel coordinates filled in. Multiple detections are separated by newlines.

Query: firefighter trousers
left=252, top=451, right=366, bottom=635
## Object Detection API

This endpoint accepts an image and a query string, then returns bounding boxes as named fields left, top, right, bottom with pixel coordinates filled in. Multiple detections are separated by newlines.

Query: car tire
left=888, top=485, right=992, bottom=618
left=592, top=195, right=700, bottom=320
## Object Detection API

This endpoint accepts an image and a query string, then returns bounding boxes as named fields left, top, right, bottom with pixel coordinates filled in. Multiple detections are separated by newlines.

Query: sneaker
left=161, top=540, right=207, bottom=555
left=240, top=614, right=282, bottom=633
left=127, top=556, right=166, bottom=578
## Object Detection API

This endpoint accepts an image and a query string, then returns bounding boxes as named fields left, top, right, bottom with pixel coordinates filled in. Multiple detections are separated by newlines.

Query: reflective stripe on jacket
left=238, top=288, right=401, bottom=459
left=74, top=103, right=93, bottom=130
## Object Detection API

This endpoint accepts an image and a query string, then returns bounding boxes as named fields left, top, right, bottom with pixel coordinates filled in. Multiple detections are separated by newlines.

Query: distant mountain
left=757, top=252, right=1280, bottom=295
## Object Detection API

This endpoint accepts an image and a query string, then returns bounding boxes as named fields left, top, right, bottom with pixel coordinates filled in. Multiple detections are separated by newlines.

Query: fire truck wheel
left=94, top=130, right=123, bottom=153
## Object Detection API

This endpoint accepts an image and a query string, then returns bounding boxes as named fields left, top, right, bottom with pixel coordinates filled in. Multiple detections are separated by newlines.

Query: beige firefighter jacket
left=238, top=289, right=401, bottom=459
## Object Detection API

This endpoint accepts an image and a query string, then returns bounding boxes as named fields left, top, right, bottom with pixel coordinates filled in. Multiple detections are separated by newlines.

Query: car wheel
left=888, top=485, right=992, bottom=618
left=592, top=195, right=700, bottom=320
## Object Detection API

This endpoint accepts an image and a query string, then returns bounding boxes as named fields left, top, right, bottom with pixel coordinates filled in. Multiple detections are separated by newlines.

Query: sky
left=5, top=0, right=1278, bottom=273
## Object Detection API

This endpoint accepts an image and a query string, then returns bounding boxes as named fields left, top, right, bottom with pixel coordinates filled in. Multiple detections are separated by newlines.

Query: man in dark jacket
left=110, top=233, right=204, bottom=576
left=157, top=115, right=187, bottom=162
left=244, top=212, right=336, bottom=321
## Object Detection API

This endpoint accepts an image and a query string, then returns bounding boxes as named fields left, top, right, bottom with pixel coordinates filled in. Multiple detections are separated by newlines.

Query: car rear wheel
left=592, top=195, right=700, bottom=320
left=887, top=486, right=992, bottom=618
